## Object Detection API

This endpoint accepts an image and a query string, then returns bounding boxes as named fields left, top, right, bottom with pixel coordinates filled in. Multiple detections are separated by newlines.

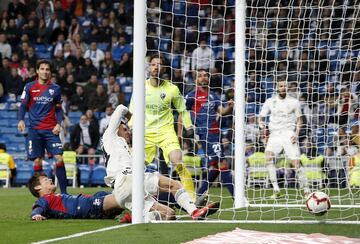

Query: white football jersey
left=259, top=95, right=301, bottom=132
left=102, top=105, right=133, bottom=187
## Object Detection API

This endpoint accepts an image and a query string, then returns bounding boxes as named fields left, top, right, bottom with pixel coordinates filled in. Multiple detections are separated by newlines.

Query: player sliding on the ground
left=102, top=104, right=219, bottom=221
left=258, top=80, right=310, bottom=199
left=29, top=173, right=124, bottom=221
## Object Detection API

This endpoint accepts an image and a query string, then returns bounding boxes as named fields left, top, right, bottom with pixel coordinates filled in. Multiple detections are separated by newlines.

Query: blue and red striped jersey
left=31, top=192, right=109, bottom=219
left=19, top=80, right=62, bottom=130
left=185, top=88, right=221, bottom=135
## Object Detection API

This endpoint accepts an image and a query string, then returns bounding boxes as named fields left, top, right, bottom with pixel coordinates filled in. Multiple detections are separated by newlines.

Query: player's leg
left=283, top=131, right=310, bottom=196
left=27, top=129, right=45, bottom=173
left=161, top=130, right=196, bottom=201
left=265, top=133, right=282, bottom=197
left=44, top=130, right=67, bottom=194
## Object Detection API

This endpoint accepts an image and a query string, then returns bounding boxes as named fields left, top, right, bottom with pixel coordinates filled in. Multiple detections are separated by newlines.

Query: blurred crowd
left=0, top=0, right=359, bottom=187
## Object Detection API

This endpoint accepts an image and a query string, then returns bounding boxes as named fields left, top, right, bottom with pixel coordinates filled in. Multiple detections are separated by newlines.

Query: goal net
left=141, top=0, right=360, bottom=223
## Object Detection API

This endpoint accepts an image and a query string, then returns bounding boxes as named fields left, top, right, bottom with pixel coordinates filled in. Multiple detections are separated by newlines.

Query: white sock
left=267, top=164, right=280, bottom=192
left=296, top=167, right=310, bottom=193
left=175, top=188, right=197, bottom=215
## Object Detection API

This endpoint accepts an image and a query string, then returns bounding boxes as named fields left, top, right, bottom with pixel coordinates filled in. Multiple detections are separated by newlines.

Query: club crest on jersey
left=49, top=89, right=54, bottom=95
left=160, top=92, right=166, bottom=100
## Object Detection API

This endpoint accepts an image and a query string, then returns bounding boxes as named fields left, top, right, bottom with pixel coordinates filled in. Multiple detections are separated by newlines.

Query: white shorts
left=112, top=172, right=160, bottom=213
left=265, top=130, right=300, bottom=160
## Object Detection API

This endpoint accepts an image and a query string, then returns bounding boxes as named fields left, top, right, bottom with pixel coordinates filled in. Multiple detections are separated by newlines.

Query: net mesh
left=143, top=0, right=360, bottom=223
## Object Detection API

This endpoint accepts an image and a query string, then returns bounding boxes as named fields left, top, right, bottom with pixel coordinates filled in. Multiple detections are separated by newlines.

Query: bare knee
left=169, top=150, right=182, bottom=165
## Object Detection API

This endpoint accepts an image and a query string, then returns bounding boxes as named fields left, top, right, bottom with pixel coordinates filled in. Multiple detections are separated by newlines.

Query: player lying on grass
left=29, top=173, right=124, bottom=221
left=102, top=104, right=219, bottom=221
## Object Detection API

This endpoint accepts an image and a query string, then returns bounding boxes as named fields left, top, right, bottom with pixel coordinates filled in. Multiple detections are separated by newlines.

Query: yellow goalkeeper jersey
left=129, top=79, right=192, bottom=133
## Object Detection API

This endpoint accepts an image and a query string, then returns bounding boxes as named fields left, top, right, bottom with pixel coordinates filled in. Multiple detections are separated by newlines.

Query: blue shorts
left=27, top=128, right=63, bottom=160
left=87, top=191, right=110, bottom=219
left=199, top=133, right=224, bottom=165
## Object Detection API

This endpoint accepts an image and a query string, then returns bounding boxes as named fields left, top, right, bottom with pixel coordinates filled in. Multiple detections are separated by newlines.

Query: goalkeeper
left=129, top=55, right=197, bottom=201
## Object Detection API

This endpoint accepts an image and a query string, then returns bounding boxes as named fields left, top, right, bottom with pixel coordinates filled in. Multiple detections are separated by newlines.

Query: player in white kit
left=258, top=80, right=310, bottom=199
left=102, top=104, right=218, bottom=221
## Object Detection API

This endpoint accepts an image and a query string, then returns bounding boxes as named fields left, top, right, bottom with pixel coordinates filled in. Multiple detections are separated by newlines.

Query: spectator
left=37, top=18, right=49, bottom=44
left=70, top=115, right=100, bottom=165
left=0, top=143, right=17, bottom=187
left=118, top=52, right=132, bottom=77
left=63, top=42, right=76, bottom=64
left=77, top=58, right=97, bottom=84
left=69, top=33, right=87, bottom=55
left=68, top=17, right=81, bottom=42
left=83, top=74, right=98, bottom=97
left=83, top=42, right=104, bottom=69
left=0, top=33, right=12, bottom=59
left=50, top=19, right=69, bottom=44
left=69, top=85, right=87, bottom=112
left=36, top=0, right=53, bottom=24
left=99, top=104, right=113, bottom=136
left=99, top=51, right=119, bottom=78
left=5, top=67, right=22, bottom=96
left=7, top=0, right=26, bottom=20
left=87, top=84, right=108, bottom=112
left=107, top=83, right=125, bottom=109
left=24, top=46, right=37, bottom=68
left=191, top=39, right=215, bottom=79
left=61, top=74, right=76, bottom=99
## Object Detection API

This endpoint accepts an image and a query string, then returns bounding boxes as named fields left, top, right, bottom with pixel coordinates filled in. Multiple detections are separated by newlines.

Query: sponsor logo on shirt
left=33, top=96, right=54, bottom=103
left=49, top=89, right=54, bottom=95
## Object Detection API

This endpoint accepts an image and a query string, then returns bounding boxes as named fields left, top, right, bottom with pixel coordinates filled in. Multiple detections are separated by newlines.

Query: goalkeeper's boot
left=270, top=191, right=283, bottom=199
left=195, top=191, right=209, bottom=208
left=192, top=202, right=220, bottom=220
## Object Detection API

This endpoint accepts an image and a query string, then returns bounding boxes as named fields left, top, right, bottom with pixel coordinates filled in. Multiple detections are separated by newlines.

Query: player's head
left=149, top=54, right=164, bottom=79
left=28, top=173, right=56, bottom=198
left=117, top=122, right=132, bottom=146
left=36, top=59, right=52, bottom=82
left=276, top=80, right=287, bottom=99
left=195, top=69, right=209, bottom=87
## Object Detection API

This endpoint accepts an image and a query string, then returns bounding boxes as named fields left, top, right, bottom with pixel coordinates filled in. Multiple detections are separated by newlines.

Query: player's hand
left=291, top=134, right=298, bottom=144
left=32, top=214, right=46, bottom=221
left=227, top=99, right=234, bottom=109
left=18, top=120, right=25, bottom=132
left=52, top=124, right=61, bottom=135
left=186, top=127, right=200, bottom=142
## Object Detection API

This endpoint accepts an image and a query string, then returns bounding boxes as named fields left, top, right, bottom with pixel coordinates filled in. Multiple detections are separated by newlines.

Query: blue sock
left=220, top=170, right=234, bottom=197
left=56, top=164, right=67, bottom=194
left=198, top=169, right=219, bottom=195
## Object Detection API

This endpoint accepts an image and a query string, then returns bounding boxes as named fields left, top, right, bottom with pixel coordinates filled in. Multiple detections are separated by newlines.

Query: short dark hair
left=36, top=59, right=53, bottom=71
left=28, top=172, right=47, bottom=198
left=149, top=54, right=163, bottom=64
left=0, top=143, right=6, bottom=151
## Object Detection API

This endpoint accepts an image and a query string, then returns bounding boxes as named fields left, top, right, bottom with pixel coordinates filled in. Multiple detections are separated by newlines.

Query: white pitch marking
left=31, top=224, right=131, bottom=244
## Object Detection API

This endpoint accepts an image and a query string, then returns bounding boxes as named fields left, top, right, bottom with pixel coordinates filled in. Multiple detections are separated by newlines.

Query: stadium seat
left=15, top=164, right=33, bottom=185
left=78, top=164, right=91, bottom=186
left=68, top=111, right=82, bottom=125
left=90, top=165, right=106, bottom=186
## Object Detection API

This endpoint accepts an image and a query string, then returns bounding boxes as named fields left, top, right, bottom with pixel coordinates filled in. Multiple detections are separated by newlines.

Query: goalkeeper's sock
left=267, top=164, right=280, bottom=192
left=175, top=164, right=196, bottom=201
left=198, top=169, right=219, bottom=195
left=174, top=188, right=197, bottom=215
left=220, top=170, right=234, bottom=197
left=55, top=163, right=68, bottom=194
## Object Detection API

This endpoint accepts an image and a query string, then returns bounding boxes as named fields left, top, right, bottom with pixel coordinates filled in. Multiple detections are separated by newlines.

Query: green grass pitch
left=1, top=187, right=359, bottom=243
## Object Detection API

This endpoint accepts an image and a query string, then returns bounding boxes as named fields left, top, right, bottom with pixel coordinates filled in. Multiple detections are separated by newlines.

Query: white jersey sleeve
left=102, top=104, right=132, bottom=187
left=259, top=98, right=272, bottom=117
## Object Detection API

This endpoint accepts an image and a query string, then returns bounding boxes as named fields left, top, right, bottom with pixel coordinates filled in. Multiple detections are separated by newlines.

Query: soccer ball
left=305, top=191, right=331, bottom=216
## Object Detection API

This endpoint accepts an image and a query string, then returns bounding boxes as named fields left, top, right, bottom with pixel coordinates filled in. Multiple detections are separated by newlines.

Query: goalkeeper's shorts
left=145, top=129, right=180, bottom=164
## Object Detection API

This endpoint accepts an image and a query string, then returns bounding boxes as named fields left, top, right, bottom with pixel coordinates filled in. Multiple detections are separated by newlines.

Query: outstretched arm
left=104, top=104, right=132, bottom=136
